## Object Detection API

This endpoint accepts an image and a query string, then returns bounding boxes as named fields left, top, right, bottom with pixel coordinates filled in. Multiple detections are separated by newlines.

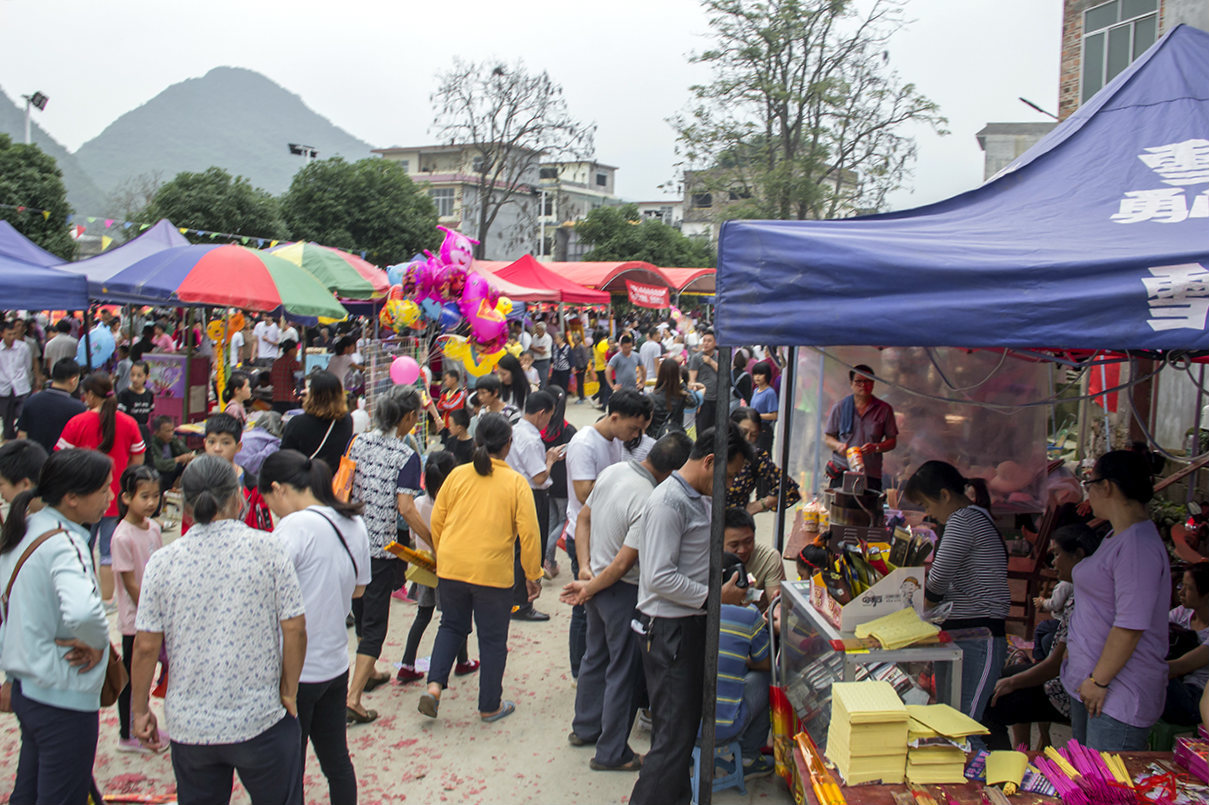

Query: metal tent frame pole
left=775, top=346, right=798, bottom=554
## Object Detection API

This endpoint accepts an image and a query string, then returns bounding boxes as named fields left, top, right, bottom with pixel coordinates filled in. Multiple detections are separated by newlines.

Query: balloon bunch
left=380, top=226, right=514, bottom=377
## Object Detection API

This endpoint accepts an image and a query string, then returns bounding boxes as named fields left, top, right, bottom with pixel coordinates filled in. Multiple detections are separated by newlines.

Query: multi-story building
left=1059, top=0, right=1209, bottom=119
left=979, top=2, right=1207, bottom=179
left=681, top=167, right=860, bottom=241
left=536, top=160, right=620, bottom=261
left=371, top=143, right=541, bottom=259
left=634, top=200, right=684, bottom=229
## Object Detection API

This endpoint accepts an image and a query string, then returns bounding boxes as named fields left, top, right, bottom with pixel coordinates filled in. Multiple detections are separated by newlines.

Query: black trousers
left=630, top=614, right=707, bottom=805
left=2, top=392, right=27, bottom=440
left=351, top=557, right=405, bottom=658
left=10, top=679, right=100, bottom=805
left=297, top=672, right=356, bottom=805
left=551, top=369, right=571, bottom=393
left=513, top=488, right=550, bottom=610
left=982, top=662, right=1067, bottom=750
left=695, top=399, right=717, bottom=435
left=170, top=715, right=302, bottom=805
left=574, top=369, right=587, bottom=399
left=119, top=634, right=135, bottom=740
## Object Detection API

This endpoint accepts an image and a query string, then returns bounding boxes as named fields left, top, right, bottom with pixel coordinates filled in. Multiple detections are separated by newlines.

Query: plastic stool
left=690, top=740, right=747, bottom=804
left=1148, top=719, right=1196, bottom=751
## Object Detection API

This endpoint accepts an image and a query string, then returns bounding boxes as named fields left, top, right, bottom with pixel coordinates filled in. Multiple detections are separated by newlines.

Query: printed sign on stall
left=626, top=280, right=669, bottom=309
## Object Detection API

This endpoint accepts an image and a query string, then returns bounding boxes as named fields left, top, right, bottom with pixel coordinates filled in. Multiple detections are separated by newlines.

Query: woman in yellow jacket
left=419, top=412, right=542, bottom=722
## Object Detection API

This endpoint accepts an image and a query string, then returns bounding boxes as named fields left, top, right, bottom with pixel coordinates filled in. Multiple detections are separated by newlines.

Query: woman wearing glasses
left=1060, top=450, right=1170, bottom=750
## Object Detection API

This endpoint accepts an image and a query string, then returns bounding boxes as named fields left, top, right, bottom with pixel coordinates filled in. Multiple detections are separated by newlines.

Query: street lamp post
left=22, top=92, right=48, bottom=145
left=288, top=143, right=319, bottom=163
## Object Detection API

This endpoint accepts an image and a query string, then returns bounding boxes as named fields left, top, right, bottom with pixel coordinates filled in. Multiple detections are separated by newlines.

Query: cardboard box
left=810, top=567, right=928, bottom=633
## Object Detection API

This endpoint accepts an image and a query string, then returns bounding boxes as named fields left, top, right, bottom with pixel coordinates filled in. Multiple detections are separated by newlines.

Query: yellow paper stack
left=903, top=704, right=988, bottom=785
left=853, top=607, right=939, bottom=650
left=825, top=680, right=908, bottom=785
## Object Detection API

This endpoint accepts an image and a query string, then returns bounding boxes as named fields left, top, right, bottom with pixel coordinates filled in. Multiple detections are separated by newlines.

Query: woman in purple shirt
left=1061, top=450, right=1170, bottom=751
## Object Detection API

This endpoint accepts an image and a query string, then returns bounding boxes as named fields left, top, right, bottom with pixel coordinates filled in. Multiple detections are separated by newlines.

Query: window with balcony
left=430, top=187, right=455, bottom=218
left=1081, top=0, right=1158, bottom=102
left=539, top=166, right=558, bottom=180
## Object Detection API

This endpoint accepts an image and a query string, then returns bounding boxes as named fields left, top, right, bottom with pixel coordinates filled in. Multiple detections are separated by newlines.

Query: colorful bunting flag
left=101, top=236, right=113, bottom=251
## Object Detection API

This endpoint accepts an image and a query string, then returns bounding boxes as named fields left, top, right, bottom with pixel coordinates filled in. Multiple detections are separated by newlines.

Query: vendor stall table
left=780, top=581, right=964, bottom=751
left=795, top=750, right=1176, bottom=805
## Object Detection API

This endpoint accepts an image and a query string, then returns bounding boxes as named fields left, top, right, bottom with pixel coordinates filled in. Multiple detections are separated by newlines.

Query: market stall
left=700, top=23, right=1209, bottom=805
left=0, top=219, right=63, bottom=268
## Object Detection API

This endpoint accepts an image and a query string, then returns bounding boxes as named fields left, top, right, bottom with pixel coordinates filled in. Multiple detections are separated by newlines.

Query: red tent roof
left=661, top=267, right=716, bottom=293
left=543, top=261, right=672, bottom=292
left=494, top=255, right=610, bottom=304
left=470, top=262, right=554, bottom=303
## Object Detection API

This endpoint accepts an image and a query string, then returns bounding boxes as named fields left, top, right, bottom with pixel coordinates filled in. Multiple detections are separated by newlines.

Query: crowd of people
left=0, top=305, right=797, bottom=805
left=2, top=302, right=1201, bottom=805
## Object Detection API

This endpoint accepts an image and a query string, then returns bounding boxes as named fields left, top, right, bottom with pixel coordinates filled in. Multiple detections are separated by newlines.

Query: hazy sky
left=0, top=0, right=1061, bottom=211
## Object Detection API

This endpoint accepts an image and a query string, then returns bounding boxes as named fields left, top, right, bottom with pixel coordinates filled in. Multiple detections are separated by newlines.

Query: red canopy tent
left=542, top=261, right=672, bottom=293
left=490, top=255, right=610, bottom=304
left=661, top=267, right=716, bottom=295
left=470, top=261, right=557, bottom=303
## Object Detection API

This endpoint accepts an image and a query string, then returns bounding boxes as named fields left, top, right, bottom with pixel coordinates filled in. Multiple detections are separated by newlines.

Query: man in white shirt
left=530, top=321, right=553, bottom=389
left=253, top=314, right=280, bottom=366
left=563, top=389, right=653, bottom=676
left=281, top=319, right=299, bottom=350
left=506, top=390, right=565, bottom=622
left=42, top=318, right=79, bottom=376
left=0, top=319, right=34, bottom=439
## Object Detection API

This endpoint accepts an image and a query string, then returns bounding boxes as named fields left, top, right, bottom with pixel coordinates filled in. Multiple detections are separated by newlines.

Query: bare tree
left=105, top=170, right=164, bottom=241
left=675, top=0, right=948, bottom=222
left=431, top=59, right=595, bottom=258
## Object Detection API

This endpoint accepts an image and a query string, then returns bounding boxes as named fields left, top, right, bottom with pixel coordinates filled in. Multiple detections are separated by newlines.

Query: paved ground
left=0, top=400, right=791, bottom=804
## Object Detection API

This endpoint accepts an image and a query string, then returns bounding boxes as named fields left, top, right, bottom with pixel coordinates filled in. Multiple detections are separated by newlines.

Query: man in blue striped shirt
left=715, top=552, right=774, bottom=778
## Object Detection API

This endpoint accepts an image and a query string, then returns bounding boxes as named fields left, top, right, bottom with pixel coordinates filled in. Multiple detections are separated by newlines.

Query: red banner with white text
left=626, top=280, right=670, bottom=309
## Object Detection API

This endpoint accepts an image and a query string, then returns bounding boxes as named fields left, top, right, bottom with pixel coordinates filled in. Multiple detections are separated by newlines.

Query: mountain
left=75, top=66, right=376, bottom=200
left=0, top=87, right=107, bottom=214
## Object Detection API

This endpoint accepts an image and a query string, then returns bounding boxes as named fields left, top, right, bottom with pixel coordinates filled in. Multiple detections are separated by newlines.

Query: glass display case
left=778, top=580, right=966, bottom=751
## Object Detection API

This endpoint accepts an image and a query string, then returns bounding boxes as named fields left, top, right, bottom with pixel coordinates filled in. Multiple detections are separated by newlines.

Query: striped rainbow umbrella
left=100, top=243, right=348, bottom=318
left=267, top=241, right=389, bottom=299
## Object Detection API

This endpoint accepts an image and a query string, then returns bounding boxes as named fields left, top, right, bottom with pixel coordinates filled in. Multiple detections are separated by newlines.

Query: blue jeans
left=935, top=634, right=1006, bottom=750
left=716, top=670, right=771, bottom=761
left=546, top=497, right=567, bottom=563
left=1069, top=699, right=1152, bottom=751
left=88, top=516, right=119, bottom=566
left=428, top=578, right=513, bottom=713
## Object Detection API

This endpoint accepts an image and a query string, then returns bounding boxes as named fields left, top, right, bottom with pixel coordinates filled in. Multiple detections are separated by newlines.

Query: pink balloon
left=390, top=356, right=421, bottom=386
left=460, top=273, right=490, bottom=318
left=437, top=226, right=479, bottom=269
left=468, top=300, right=508, bottom=346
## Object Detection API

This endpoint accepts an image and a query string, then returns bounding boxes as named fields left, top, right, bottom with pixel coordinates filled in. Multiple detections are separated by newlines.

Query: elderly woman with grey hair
left=343, top=386, right=426, bottom=724
left=129, top=454, right=307, bottom=804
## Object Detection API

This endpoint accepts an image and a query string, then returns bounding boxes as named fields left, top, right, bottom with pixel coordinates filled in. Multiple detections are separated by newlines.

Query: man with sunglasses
left=823, top=364, right=898, bottom=491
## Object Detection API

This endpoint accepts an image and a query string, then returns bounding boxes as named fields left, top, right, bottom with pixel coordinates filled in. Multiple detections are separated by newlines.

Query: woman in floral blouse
left=726, top=407, right=800, bottom=513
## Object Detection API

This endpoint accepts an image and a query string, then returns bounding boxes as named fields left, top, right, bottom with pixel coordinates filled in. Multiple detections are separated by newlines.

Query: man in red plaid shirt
left=270, top=339, right=301, bottom=413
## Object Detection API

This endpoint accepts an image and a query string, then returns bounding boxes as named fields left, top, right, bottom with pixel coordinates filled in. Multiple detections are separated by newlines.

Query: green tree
left=676, top=0, right=947, bottom=221
left=136, top=166, right=288, bottom=243
left=281, top=157, right=440, bottom=266
left=576, top=204, right=714, bottom=267
left=0, top=134, right=75, bottom=259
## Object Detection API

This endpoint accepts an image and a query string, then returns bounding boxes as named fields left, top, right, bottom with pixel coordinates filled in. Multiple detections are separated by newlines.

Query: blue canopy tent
left=716, top=24, right=1209, bottom=353
left=55, top=218, right=189, bottom=304
left=0, top=220, right=61, bottom=267
left=0, top=220, right=90, bottom=310
left=689, top=26, right=1209, bottom=801
left=0, top=253, right=90, bottom=311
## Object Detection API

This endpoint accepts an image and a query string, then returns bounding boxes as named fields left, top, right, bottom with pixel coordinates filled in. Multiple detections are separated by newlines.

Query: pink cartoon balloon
left=460, top=273, right=490, bottom=318
left=468, top=299, right=508, bottom=347
left=437, top=226, right=479, bottom=270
